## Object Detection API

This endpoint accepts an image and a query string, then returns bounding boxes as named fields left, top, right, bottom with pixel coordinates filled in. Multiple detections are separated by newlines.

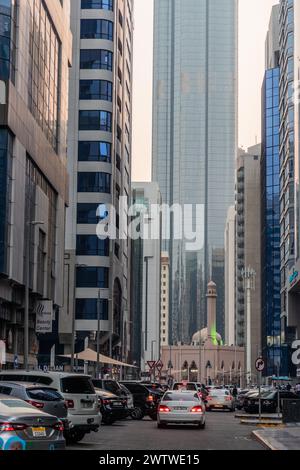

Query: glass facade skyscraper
left=152, top=0, right=238, bottom=344
left=261, top=66, right=283, bottom=376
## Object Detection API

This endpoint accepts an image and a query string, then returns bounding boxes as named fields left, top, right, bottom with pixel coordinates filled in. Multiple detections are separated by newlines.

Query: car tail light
left=52, top=422, right=64, bottom=432
left=225, top=396, right=232, bottom=402
left=65, top=400, right=74, bottom=409
left=198, top=392, right=203, bottom=399
left=102, top=399, right=111, bottom=405
left=0, top=423, right=28, bottom=432
left=191, top=406, right=203, bottom=413
left=26, top=400, right=44, bottom=409
left=159, top=405, right=170, bottom=413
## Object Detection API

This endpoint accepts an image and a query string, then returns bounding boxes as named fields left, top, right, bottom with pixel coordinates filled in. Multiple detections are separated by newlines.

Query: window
left=80, top=49, right=113, bottom=71
left=61, top=377, right=94, bottom=394
left=76, top=299, right=109, bottom=321
left=81, top=0, right=114, bottom=10
left=81, top=19, right=113, bottom=40
left=79, top=110, right=112, bottom=132
left=76, top=266, right=109, bottom=288
left=80, top=80, right=113, bottom=101
left=77, top=203, right=106, bottom=224
left=78, top=142, right=111, bottom=163
left=28, top=0, right=61, bottom=150
left=78, top=172, right=111, bottom=193
left=76, top=235, right=109, bottom=256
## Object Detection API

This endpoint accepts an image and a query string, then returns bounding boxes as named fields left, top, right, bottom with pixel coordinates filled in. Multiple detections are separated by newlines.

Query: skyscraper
left=64, top=0, right=133, bottom=362
left=279, top=0, right=300, bottom=365
left=261, top=5, right=288, bottom=377
left=0, top=0, right=72, bottom=368
left=152, top=0, right=238, bottom=345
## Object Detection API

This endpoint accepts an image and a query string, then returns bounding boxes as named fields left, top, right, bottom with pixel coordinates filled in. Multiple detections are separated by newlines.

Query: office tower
left=130, top=183, right=162, bottom=371
left=235, top=145, right=262, bottom=378
left=160, top=252, right=170, bottom=347
left=279, top=0, right=300, bottom=365
left=224, top=206, right=236, bottom=346
left=152, top=0, right=238, bottom=345
left=0, top=0, right=72, bottom=368
left=64, top=0, right=133, bottom=362
left=261, top=5, right=288, bottom=377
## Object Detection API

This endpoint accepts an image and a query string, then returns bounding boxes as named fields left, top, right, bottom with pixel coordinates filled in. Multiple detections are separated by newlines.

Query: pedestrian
left=232, top=385, right=238, bottom=398
left=286, top=383, right=292, bottom=392
left=295, top=383, right=300, bottom=395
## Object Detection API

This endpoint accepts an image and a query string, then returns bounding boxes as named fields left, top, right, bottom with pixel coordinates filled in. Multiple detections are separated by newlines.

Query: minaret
left=206, top=281, right=218, bottom=345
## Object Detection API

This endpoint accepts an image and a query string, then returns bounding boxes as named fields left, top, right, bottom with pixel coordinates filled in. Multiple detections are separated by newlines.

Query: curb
left=240, top=419, right=284, bottom=426
left=252, top=430, right=278, bottom=451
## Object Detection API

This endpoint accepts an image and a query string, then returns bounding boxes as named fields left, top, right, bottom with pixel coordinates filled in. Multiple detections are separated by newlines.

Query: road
left=70, top=412, right=264, bottom=451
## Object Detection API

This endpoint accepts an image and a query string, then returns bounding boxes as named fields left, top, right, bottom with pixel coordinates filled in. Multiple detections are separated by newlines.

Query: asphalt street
left=70, top=412, right=265, bottom=451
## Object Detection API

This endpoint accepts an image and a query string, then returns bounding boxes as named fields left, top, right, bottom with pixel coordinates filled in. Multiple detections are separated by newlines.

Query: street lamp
left=24, top=220, right=44, bottom=371
left=241, top=266, right=256, bottom=386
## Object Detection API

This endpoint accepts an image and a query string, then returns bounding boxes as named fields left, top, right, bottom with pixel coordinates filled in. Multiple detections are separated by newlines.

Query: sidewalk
left=253, top=425, right=300, bottom=450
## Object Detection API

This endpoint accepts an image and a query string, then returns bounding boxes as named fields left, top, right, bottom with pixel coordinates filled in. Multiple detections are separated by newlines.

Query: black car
left=120, top=381, right=158, bottom=420
left=245, top=390, right=300, bottom=414
left=95, top=388, right=128, bottom=425
left=92, top=379, right=124, bottom=397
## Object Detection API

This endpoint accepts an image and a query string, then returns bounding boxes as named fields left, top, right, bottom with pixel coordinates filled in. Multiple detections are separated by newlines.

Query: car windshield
left=173, top=383, right=196, bottom=391
left=27, top=388, right=63, bottom=402
left=0, top=374, right=52, bottom=385
left=164, top=393, right=199, bottom=402
left=211, top=390, right=229, bottom=396
left=104, top=381, right=120, bottom=394
left=61, top=377, right=94, bottom=394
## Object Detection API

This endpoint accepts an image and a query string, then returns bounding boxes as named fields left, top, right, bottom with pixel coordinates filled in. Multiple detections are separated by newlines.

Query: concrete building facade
left=235, top=145, right=262, bottom=377
left=64, top=0, right=133, bottom=363
left=0, top=0, right=72, bottom=368
left=131, top=183, right=162, bottom=371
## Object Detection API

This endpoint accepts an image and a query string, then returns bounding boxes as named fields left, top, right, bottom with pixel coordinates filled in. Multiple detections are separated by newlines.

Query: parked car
left=244, top=390, right=300, bottom=414
left=241, top=390, right=260, bottom=411
left=157, top=391, right=206, bottom=429
left=92, top=379, right=124, bottom=397
left=119, top=383, right=134, bottom=411
left=95, top=388, right=128, bottom=425
left=206, top=389, right=235, bottom=412
left=235, top=389, right=250, bottom=410
left=0, top=394, right=65, bottom=450
left=0, top=371, right=100, bottom=444
left=0, top=382, right=68, bottom=430
left=120, top=381, right=158, bottom=420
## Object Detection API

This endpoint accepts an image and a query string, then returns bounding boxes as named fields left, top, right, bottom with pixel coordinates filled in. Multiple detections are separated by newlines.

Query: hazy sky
left=132, top=0, right=278, bottom=182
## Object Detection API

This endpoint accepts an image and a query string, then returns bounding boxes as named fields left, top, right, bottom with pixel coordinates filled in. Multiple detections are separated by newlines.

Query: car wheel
left=157, top=423, right=167, bottom=429
left=131, top=407, right=145, bottom=420
left=198, top=422, right=206, bottom=430
left=66, top=430, right=86, bottom=445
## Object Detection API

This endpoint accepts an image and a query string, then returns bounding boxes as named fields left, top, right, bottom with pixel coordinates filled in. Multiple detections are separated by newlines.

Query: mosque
left=161, top=282, right=245, bottom=386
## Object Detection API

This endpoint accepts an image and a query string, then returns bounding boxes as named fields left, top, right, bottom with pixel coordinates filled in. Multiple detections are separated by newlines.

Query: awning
left=60, top=348, right=138, bottom=369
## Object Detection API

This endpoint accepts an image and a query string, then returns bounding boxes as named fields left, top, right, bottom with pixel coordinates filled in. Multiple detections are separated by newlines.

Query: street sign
left=147, top=361, right=156, bottom=371
left=255, top=357, right=265, bottom=372
left=156, top=360, right=163, bottom=373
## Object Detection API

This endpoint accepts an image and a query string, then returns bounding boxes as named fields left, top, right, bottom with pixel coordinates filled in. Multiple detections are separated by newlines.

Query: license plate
left=82, top=402, right=92, bottom=409
left=174, top=407, right=187, bottom=411
left=32, top=427, right=46, bottom=437
left=214, top=405, right=223, bottom=408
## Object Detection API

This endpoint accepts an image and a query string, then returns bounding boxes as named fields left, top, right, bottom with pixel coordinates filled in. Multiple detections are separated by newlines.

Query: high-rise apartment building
left=152, top=0, right=238, bottom=345
left=0, top=0, right=72, bottom=368
left=235, top=145, right=262, bottom=377
left=130, top=183, right=162, bottom=371
left=64, top=0, right=133, bottom=362
left=279, top=0, right=300, bottom=363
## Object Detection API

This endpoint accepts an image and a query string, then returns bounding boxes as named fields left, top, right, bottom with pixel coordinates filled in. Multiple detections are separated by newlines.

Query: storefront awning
left=60, top=348, right=138, bottom=369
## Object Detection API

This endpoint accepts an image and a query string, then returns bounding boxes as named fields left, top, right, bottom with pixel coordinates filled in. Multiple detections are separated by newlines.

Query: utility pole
left=242, top=267, right=256, bottom=386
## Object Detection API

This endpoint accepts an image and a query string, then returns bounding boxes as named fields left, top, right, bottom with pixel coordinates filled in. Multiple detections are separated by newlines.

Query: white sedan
left=157, top=391, right=206, bottom=429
